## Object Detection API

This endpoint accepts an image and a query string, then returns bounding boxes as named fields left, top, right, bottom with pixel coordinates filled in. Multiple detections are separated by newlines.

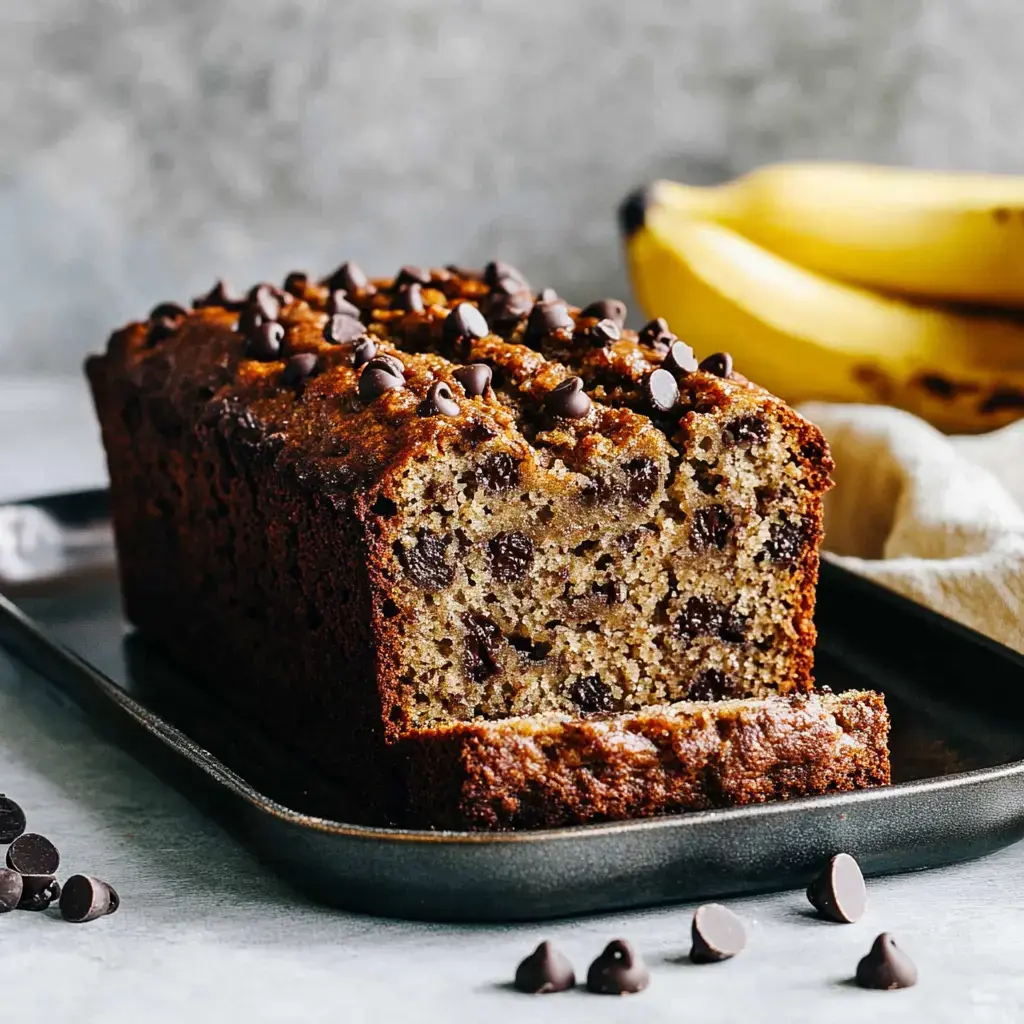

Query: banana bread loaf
left=86, top=261, right=839, bottom=823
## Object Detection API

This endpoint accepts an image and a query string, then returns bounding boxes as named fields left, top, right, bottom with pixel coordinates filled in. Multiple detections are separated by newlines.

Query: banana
left=641, top=163, right=1024, bottom=308
left=624, top=208, right=1024, bottom=434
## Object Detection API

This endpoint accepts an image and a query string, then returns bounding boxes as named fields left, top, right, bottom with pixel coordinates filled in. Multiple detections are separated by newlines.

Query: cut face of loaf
left=86, top=265, right=833, bottom=814
left=400, top=690, right=891, bottom=830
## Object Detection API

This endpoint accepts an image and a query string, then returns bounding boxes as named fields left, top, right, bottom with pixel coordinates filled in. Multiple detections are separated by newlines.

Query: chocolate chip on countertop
left=514, top=941, right=576, bottom=994
left=579, top=298, right=627, bottom=328
left=395, top=265, right=431, bottom=287
left=281, top=353, right=318, bottom=388
left=855, top=934, right=917, bottom=990
left=453, top=363, right=493, bottom=397
left=7, top=833, right=59, bottom=877
left=690, top=903, right=747, bottom=963
left=0, top=869, right=23, bottom=912
left=807, top=853, right=866, bottom=924
left=59, top=875, right=120, bottom=923
left=193, top=280, right=244, bottom=311
left=663, top=339, right=699, bottom=376
left=588, top=318, right=621, bottom=348
left=586, top=940, right=649, bottom=995
left=146, top=302, right=187, bottom=344
left=418, top=382, right=460, bottom=418
left=526, top=299, right=574, bottom=343
left=352, top=337, right=378, bottom=367
left=246, top=321, right=285, bottom=361
left=443, top=303, right=490, bottom=348
left=0, top=795, right=26, bottom=844
left=544, top=376, right=592, bottom=419
left=643, top=368, right=679, bottom=412
left=18, top=878, right=60, bottom=912
left=484, top=260, right=529, bottom=294
left=323, top=260, right=376, bottom=296
left=393, top=282, right=425, bottom=313
left=698, top=351, right=734, bottom=379
left=326, top=290, right=361, bottom=318
left=637, top=316, right=676, bottom=354
left=323, top=313, right=366, bottom=345
left=358, top=359, right=405, bottom=401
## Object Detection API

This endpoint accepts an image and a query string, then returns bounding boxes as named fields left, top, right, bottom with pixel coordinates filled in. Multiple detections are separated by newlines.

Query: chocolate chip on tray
left=7, top=833, right=60, bottom=877
left=19, top=878, right=60, bottom=912
left=453, top=363, right=492, bottom=397
left=690, top=903, right=747, bottom=963
left=855, top=933, right=917, bottom=990
left=807, top=853, right=867, bottom=924
left=514, top=941, right=576, bottom=994
left=0, top=869, right=23, bottom=912
left=699, top=351, right=735, bottom=379
left=0, top=795, right=27, bottom=844
left=586, top=939, right=649, bottom=995
left=579, top=298, right=627, bottom=328
left=544, top=376, right=592, bottom=419
left=59, top=875, right=121, bottom=923
left=418, top=382, right=460, bottom=418
left=644, top=368, right=679, bottom=412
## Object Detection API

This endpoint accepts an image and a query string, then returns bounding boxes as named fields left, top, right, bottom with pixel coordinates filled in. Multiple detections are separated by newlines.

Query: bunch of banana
left=621, top=163, right=1024, bottom=433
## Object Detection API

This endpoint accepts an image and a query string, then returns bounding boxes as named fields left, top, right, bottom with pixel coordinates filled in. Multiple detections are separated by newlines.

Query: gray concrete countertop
left=0, top=379, right=1022, bottom=1023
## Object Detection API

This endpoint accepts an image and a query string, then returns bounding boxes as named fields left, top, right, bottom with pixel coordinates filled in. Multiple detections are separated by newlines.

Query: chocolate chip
left=281, top=353, right=318, bottom=388
left=623, top=457, right=659, bottom=504
left=393, top=282, right=425, bottom=313
left=644, top=368, right=679, bottom=412
left=463, top=613, right=504, bottom=683
left=980, top=388, right=1024, bottom=414
left=398, top=532, right=454, bottom=591
left=476, top=452, right=520, bottom=492
left=282, top=270, right=309, bottom=295
left=193, top=280, right=244, bottom=311
left=443, top=303, right=490, bottom=351
left=147, top=302, right=187, bottom=344
left=323, top=260, right=376, bottom=296
left=675, top=597, right=745, bottom=642
left=569, top=674, right=614, bottom=714
left=368, top=353, right=405, bottom=377
left=699, top=351, right=734, bottom=378
left=487, top=531, right=534, bottom=583
left=588, top=318, right=621, bottom=348
left=453, top=363, right=493, bottom=397
left=18, top=878, right=60, bottom=912
left=358, top=359, right=405, bottom=401
left=0, top=795, right=26, bottom=844
left=637, top=316, right=676, bottom=353
left=535, top=287, right=559, bottom=303
left=249, top=283, right=287, bottom=322
left=764, top=518, right=808, bottom=567
left=544, top=376, right=591, bottom=419
left=246, top=320, right=285, bottom=361
left=690, top=504, right=733, bottom=551
left=855, top=934, right=917, bottom=990
left=323, top=313, right=366, bottom=345
left=526, top=300, right=574, bottom=344
left=395, top=265, right=430, bottom=287
left=419, top=381, right=460, bottom=418
left=723, top=416, right=768, bottom=446
left=326, top=290, right=361, bottom=318
left=484, top=260, right=529, bottom=294
left=807, top=853, right=866, bottom=924
left=690, top=904, right=747, bottom=963
left=663, top=340, right=698, bottom=376
left=483, top=291, right=533, bottom=327
left=514, top=941, right=576, bottom=994
left=686, top=668, right=739, bottom=700
left=7, top=833, right=59, bottom=876
left=585, top=940, right=649, bottom=995
left=0, top=870, right=23, bottom=912
left=59, top=875, right=120, bottom=923
left=579, top=298, right=627, bottom=328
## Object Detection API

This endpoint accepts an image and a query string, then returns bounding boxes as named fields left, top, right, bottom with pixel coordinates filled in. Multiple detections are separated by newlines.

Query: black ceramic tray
left=2, top=489, right=1024, bottom=922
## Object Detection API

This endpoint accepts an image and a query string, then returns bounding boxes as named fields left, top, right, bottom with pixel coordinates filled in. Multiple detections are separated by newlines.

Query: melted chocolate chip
left=644, top=368, right=679, bottom=412
left=281, top=353, right=318, bottom=387
left=487, top=531, right=534, bottom=583
left=589, top=318, right=621, bottom=348
left=398, top=533, right=454, bottom=591
left=764, top=518, right=809, bottom=567
left=698, top=351, right=734, bottom=378
left=623, top=457, right=659, bottom=504
left=637, top=316, right=676, bottom=353
left=193, top=280, right=244, bottom=311
left=324, top=313, right=366, bottom=345
left=358, top=360, right=404, bottom=401
left=393, top=282, right=425, bottom=313
left=586, top=940, right=649, bottom=996
left=323, top=260, right=376, bottom=296
left=569, top=674, right=614, bottom=713
left=246, top=320, right=285, bottom=361
left=544, top=376, right=592, bottom=419
left=454, top=363, right=493, bottom=397
left=723, top=416, right=768, bottom=446
left=463, top=613, right=504, bottom=683
left=675, top=597, right=745, bottom=642
left=395, top=265, right=430, bottom=287
left=514, top=941, right=576, bottom=994
left=326, top=290, right=361, bottom=318
left=579, top=298, right=627, bottom=328
left=476, top=452, right=520, bottom=492
left=443, top=303, right=490, bottom=352
left=419, top=381, right=460, bottom=418
left=855, top=934, right=917, bottom=990
left=690, top=505, right=734, bottom=551
left=663, top=339, right=698, bottom=375
left=687, top=668, right=739, bottom=700
left=352, top=337, right=378, bottom=367
left=526, top=299, right=574, bottom=344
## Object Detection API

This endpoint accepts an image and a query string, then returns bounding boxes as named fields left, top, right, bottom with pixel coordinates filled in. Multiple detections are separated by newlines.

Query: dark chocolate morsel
left=690, top=903, right=747, bottom=963
left=487, top=531, right=534, bottom=583
left=365, top=354, right=405, bottom=377
left=663, top=339, right=699, bottom=376
left=589, top=318, right=621, bottom=348
left=59, top=875, right=120, bottom=923
left=281, top=353, right=318, bottom=387
left=7, top=833, right=59, bottom=876
left=323, top=260, right=376, bottom=296
left=535, top=287, right=558, bottom=303
left=418, top=382, right=460, bottom=418
left=483, top=290, right=533, bottom=326
left=544, top=376, right=592, bottom=419
left=579, top=298, right=627, bottom=328
left=453, top=363, right=493, bottom=397
left=807, top=853, right=867, bottom=924
left=146, top=302, right=187, bottom=344
left=644, top=368, right=679, bottom=412
left=526, top=299, right=574, bottom=342
left=698, top=351, right=734, bottom=378
left=393, top=283, right=425, bottom=313
left=0, top=869, right=23, bottom=912
left=358, top=364, right=404, bottom=401
left=855, top=934, right=918, bottom=990
left=569, top=675, right=614, bottom=714
left=326, top=290, right=361, bottom=318
left=193, top=280, right=244, bottom=311
left=248, top=283, right=287, bottom=323
left=484, top=260, right=529, bottom=293
left=282, top=270, right=308, bottom=294
left=637, top=316, right=676, bottom=353
left=323, top=313, right=366, bottom=345
left=514, top=941, right=576, bottom=994
left=399, top=533, right=454, bottom=591
left=18, top=878, right=60, bottom=912
left=586, top=939, right=649, bottom=995
left=0, top=795, right=26, bottom=844
left=352, top=337, right=378, bottom=367
left=246, top=320, right=285, bottom=361
left=443, top=303, right=490, bottom=346
left=395, top=265, right=431, bottom=287
left=149, top=301, right=188, bottom=323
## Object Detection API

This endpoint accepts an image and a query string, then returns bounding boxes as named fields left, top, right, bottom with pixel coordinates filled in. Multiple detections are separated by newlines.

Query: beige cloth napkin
left=797, top=404, right=1024, bottom=655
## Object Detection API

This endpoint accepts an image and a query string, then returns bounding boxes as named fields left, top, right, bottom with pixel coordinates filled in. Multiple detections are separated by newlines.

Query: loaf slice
left=400, top=690, right=890, bottom=830
left=86, top=264, right=834, bottom=819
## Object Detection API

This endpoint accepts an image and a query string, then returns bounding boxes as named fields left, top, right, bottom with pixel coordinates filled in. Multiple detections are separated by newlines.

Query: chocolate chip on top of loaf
left=86, top=261, right=836, bottom=822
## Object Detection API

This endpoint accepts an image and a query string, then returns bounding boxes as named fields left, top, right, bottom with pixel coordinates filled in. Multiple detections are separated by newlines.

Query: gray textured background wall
left=2, top=0, right=1022, bottom=372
